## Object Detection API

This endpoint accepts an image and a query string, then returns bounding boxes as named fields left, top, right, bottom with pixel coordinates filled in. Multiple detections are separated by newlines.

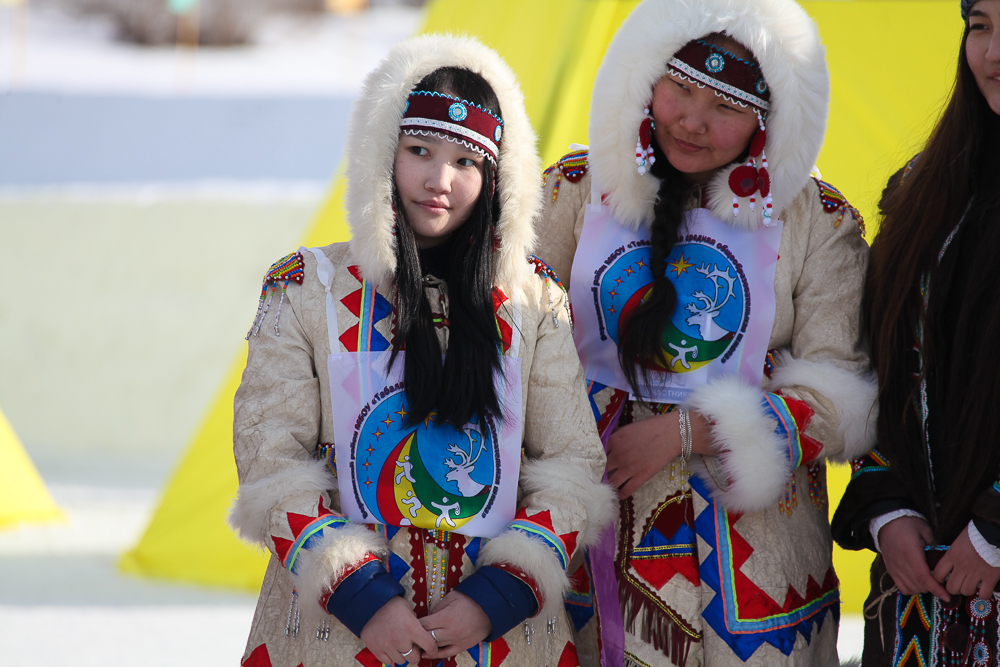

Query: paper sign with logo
left=328, top=351, right=523, bottom=539
left=571, top=205, right=781, bottom=402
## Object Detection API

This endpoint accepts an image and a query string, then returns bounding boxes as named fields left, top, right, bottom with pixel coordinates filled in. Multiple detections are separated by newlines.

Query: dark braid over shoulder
left=617, top=156, right=693, bottom=398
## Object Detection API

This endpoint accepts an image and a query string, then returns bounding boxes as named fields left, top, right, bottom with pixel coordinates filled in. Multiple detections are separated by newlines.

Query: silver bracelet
left=678, top=408, right=693, bottom=464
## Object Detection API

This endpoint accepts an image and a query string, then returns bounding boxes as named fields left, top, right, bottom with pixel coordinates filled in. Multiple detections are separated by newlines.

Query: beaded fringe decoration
left=247, top=251, right=305, bottom=339
left=528, top=255, right=573, bottom=330
left=778, top=477, right=799, bottom=517
left=542, top=150, right=588, bottom=202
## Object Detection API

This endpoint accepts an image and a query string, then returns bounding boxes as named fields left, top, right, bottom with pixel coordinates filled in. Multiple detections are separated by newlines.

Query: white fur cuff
left=517, top=458, right=617, bottom=550
left=768, top=350, right=878, bottom=462
left=685, top=376, right=791, bottom=513
left=293, top=521, right=388, bottom=617
left=476, top=529, right=569, bottom=619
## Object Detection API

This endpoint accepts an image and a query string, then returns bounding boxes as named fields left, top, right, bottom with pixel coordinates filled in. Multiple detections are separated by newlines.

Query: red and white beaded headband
left=400, top=91, right=504, bottom=165
left=667, top=40, right=771, bottom=114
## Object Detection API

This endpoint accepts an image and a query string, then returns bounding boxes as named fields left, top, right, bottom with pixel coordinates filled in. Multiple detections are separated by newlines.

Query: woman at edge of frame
left=228, top=34, right=615, bottom=667
left=534, top=0, right=877, bottom=664
left=832, top=0, right=1000, bottom=664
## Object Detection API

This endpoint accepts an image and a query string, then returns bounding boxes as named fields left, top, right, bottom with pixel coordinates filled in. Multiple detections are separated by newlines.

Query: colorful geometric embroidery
left=469, top=637, right=510, bottom=666
left=629, top=491, right=700, bottom=588
left=763, top=393, right=823, bottom=470
left=492, top=288, right=513, bottom=354
left=543, top=150, right=588, bottom=202
left=247, top=251, right=306, bottom=338
left=691, top=474, right=839, bottom=660
left=271, top=497, right=350, bottom=575
left=850, top=448, right=891, bottom=479
left=509, top=508, right=576, bottom=571
left=339, top=265, right=394, bottom=353
left=564, top=558, right=595, bottom=632
left=618, top=495, right=701, bottom=664
left=813, top=178, right=865, bottom=235
left=557, top=641, right=581, bottom=667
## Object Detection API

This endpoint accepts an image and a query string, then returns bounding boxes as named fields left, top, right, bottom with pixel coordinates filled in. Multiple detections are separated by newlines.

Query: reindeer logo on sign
left=600, top=236, right=749, bottom=374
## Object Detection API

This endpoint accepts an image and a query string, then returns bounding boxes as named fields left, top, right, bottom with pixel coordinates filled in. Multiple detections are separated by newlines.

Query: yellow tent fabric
left=123, top=0, right=963, bottom=615
left=0, top=406, right=63, bottom=529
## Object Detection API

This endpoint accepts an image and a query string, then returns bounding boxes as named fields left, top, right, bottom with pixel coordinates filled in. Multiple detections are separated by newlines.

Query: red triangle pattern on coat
left=778, top=394, right=824, bottom=465
left=557, top=641, right=580, bottom=667
left=355, top=648, right=382, bottom=667
left=242, top=644, right=273, bottom=667
left=492, top=288, right=512, bottom=354
left=271, top=536, right=293, bottom=564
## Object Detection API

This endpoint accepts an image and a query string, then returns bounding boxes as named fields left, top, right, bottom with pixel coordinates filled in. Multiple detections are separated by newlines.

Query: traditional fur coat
left=534, top=1, right=876, bottom=665
left=229, top=35, right=614, bottom=667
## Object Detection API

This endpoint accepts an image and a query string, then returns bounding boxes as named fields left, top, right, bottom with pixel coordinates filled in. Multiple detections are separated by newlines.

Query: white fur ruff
left=292, top=521, right=388, bottom=624
left=518, top=457, right=617, bottom=549
left=228, top=461, right=336, bottom=546
left=684, top=376, right=791, bottom=513
left=476, top=529, right=568, bottom=620
left=345, top=34, right=540, bottom=298
left=589, top=0, right=829, bottom=231
left=768, top=350, right=878, bottom=462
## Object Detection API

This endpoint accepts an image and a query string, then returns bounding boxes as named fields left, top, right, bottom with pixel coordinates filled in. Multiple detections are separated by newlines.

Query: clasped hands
left=360, top=591, right=491, bottom=665
left=879, top=516, right=1000, bottom=601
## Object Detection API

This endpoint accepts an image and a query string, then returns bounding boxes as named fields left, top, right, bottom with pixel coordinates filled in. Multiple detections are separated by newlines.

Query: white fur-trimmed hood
left=345, top=34, right=540, bottom=295
left=589, top=0, right=829, bottom=231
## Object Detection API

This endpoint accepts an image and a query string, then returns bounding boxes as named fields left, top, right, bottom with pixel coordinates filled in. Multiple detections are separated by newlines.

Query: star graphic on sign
left=424, top=411, right=438, bottom=428
left=608, top=306, right=617, bottom=315
left=381, top=415, right=394, bottom=428
left=372, top=427, right=384, bottom=440
left=364, top=477, right=372, bottom=489
left=395, top=407, right=408, bottom=420
left=615, top=277, right=624, bottom=285
left=668, top=253, right=694, bottom=278
left=625, top=266, right=635, bottom=276
left=608, top=288, right=618, bottom=298
left=636, top=258, right=647, bottom=269
left=363, top=459, right=371, bottom=470
left=366, top=445, right=375, bottom=455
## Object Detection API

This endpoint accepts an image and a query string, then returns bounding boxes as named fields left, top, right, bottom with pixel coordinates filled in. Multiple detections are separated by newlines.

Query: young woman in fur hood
left=229, top=35, right=613, bottom=667
left=535, top=0, right=875, bottom=665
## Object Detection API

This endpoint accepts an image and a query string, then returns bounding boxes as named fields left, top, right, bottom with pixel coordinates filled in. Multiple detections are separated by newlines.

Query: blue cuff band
left=325, top=560, right=405, bottom=637
left=454, top=566, right=538, bottom=642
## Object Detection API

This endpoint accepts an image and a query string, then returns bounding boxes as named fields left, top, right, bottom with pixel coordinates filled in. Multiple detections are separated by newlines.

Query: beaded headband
left=961, top=0, right=976, bottom=19
left=400, top=91, right=504, bottom=164
left=667, top=40, right=771, bottom=114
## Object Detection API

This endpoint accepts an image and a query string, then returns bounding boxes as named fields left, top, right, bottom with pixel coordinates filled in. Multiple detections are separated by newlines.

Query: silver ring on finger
left=400, top=647, right=414, bottom=658
left=430, top=628, right=440, bottom=643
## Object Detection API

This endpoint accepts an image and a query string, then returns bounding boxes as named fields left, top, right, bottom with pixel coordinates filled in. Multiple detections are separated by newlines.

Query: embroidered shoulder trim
left=542, top=150, right=588, bottom=202
left=813, top=178, right=865, bottom=235
left=527, top=255, right=572, bottom=330
left=246, top=251, right=305, bottom=339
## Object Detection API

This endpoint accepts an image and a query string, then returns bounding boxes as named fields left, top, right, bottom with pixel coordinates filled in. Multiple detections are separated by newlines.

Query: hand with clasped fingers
left=933, top=525, right=1000, bottom=600
left=360, top=596, right=437, bottom=665
left=879, top=516, right=950, bottom=600
left=419, top=591, right=492, bottom=659
left=606, top=409, right=712, bottom=498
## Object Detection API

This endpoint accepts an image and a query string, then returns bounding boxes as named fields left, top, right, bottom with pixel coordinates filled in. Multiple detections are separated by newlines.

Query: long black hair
left=865, top=22, right=1000, bottom=541
left=616, top=145, right=694, bottom=398
left=389, top=67, right=505, bottom=428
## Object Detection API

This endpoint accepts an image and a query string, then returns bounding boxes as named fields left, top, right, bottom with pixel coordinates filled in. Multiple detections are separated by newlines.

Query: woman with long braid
left=535, top=0, right=876, bottom=664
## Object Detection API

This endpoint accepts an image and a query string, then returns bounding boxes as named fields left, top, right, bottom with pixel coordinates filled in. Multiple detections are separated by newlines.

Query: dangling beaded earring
left=636, top=107, right=656, bottom=175
left=726, top=111, right=773, bottom=224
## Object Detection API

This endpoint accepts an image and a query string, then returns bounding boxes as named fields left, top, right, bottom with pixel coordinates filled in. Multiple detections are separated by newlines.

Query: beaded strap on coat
left=247, top=252, right=305, bottom=339
left=542, top=150, right=588, bottom=202
left=527, top=255, right=572, bottom=330
left=813, top=178, right=865, bottom=235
